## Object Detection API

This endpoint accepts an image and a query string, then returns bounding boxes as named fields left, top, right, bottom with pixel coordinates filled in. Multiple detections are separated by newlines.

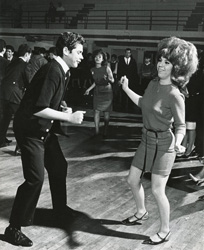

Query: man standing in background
left=0, top=39, right=9, bottom=87
left=0, top=44, right=32, bottom=150
left=5, top=45, right=16, bottom=62
left=117, top=48, right=139, bottom=112
left=0, top=39, right=10, bottom=146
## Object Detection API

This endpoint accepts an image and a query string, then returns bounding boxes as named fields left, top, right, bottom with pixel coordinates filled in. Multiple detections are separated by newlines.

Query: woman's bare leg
left=94, top=110, right=100, bottom=135
left=150, top=173, right=170, bottom=241
left=126, top=166, right=147, bottom=221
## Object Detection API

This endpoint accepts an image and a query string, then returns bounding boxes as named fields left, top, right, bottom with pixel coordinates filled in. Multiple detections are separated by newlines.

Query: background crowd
left=0, top=32, right=204, bottom=247
left=0, top=38, right=204, bottom=155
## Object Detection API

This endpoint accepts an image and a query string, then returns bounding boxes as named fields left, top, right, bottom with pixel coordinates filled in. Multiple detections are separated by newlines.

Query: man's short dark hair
left=56, top=32, right=85, bottom=57
left=6, top=45, right=15, bottom=52
left=111, top=54, right=117, bottom=59
left=0, top=39, right=6, bottom=52
left=17, top=44, right=32, bottom=57
left=39, top=47, right=46, bottom=55
left=48, top=46, right=57, bottom=55
left=144, top=53, right=151, bottom=59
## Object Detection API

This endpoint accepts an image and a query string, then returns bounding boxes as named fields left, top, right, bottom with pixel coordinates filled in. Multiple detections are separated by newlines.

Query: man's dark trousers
left=9, top=131, right=68, bottom=226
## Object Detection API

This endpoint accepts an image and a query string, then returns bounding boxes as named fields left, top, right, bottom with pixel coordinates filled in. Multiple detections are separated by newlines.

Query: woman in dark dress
left=84, top=49, right=114, bottom=137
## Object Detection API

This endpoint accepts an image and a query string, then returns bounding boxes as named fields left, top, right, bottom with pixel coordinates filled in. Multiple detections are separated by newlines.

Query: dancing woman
left=84, top=49, right=114, bottom=137
left=120, top=37, right=198, bottom=245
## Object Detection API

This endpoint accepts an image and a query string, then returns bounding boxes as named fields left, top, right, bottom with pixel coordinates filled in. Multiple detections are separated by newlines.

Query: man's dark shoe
left=4, top=226, right=33, bottom=247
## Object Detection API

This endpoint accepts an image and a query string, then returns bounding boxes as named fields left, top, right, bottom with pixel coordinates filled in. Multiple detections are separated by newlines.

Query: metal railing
left=80, top=9, right=204, bottom=31
left=0, top=9, right=203, bottom=31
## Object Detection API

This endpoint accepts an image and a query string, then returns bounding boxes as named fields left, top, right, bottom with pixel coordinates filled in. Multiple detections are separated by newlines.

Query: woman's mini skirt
left=132, top=127, right=176, bottom=175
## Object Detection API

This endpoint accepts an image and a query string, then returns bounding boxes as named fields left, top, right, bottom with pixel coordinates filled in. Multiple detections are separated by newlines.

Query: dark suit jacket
left=0, top=58, right=29, bottom=104
left=25, top=54, right=48, bottom=83
left=117, top=56, right=139, bottom=91
left=0, top=56, right=9, bottom=85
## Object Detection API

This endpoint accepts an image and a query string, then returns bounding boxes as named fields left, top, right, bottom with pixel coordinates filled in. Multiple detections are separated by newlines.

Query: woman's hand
left=120, top=75, right=129, bottom=92
left=175, top=144, right=186, bottom=156
left=61, top=105, right=72, bottom=114
left=61, top=101, right=72, bottom=114
left=84, top=89, right=90, bottom=95
left=103, top=74, right=108, bottom=81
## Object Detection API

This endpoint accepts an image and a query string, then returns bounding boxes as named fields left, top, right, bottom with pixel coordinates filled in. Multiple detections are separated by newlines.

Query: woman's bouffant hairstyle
left=56, top=32, right=85, bottom=57
left=92, top=49, right=107, bottom=66
left=157, top=36, right=198, bottom=87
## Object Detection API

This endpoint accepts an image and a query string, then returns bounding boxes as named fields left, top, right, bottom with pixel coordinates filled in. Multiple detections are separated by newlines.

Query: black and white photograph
left=0, top=0, right=204, bottom=249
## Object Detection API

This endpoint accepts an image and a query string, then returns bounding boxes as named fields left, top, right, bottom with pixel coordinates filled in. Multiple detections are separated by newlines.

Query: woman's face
left=157, top=56, right=173, bottom=80
left=94, top=53, right=103, bottom=64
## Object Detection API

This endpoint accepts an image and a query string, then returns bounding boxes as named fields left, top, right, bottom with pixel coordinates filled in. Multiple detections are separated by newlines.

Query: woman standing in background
left=84, top=49, right=114, bottom=138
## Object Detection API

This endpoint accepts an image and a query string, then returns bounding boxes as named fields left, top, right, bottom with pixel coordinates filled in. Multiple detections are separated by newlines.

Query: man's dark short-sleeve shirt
left=14, top=59, right=69, bottom=138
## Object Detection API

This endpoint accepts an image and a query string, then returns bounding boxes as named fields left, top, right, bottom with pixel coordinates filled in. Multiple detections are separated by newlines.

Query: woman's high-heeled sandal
left=143, top=231, right=171, bottom=245
left=121, top=211, right=148, bottom=226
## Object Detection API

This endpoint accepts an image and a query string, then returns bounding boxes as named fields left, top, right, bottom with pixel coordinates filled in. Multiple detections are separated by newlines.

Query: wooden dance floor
left=0, top=108, right=203, bottom=250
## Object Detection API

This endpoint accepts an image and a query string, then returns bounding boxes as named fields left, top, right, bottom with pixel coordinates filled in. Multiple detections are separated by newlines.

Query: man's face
left=125, top=50, right=131, bottom=58
left=144, top=58, right=151, bottom=64
left=66, top=43, right=84, bottom=68
left=49, top=53, right=54, bottom=59
left=6, top=49, right=14, bottom=60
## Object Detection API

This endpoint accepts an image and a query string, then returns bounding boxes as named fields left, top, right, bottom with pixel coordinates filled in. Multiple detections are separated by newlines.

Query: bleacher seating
left=0, top=0, right=203, bottom=31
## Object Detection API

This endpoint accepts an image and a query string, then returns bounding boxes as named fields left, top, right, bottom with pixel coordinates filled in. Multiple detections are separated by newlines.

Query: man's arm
left=34, top=108, right=85, bottom=124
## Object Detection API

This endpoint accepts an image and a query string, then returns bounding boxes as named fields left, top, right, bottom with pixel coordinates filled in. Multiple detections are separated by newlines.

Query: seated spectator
left=45, top=1, right=56, bottom=23
left=56, top=2, right=65, bottom=23
left=13, top=2, right=23, bottom=28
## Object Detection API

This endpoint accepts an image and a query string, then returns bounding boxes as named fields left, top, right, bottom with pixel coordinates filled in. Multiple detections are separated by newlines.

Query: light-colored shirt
left=54, top=56, right=69, bottom=74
